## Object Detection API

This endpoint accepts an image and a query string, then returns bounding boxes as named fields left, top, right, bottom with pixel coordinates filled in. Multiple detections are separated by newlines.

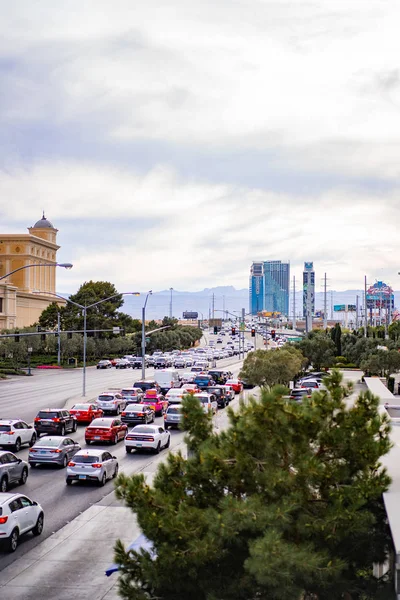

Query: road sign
left=145, top=337, right=150, bottom=343
left=112, top=327, right=120, bottom=334
left=240, top=322, right=246, bottom=331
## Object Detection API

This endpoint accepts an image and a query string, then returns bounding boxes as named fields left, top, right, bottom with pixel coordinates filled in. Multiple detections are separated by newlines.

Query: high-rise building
left=303, top=262, right=315, bottom=332
left=249, top=262, right=264, bottom=315
left=263, top=260, right=290, bottom=315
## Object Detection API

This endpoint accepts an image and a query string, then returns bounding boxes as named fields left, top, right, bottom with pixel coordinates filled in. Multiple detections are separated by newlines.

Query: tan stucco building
left=0, top=214, right=66, bottom=330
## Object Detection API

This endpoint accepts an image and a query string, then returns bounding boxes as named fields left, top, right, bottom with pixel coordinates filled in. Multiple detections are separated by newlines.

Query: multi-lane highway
left=0, top=356, right=244, bottom=571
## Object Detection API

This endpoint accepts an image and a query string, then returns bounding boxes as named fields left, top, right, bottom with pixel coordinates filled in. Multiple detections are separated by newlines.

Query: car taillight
left=29, top=448, right=37, bottom=452
left=121, top=412, right=126, bottom=416
left=0, top=516, right=8, bottom=524
left=50, top=449, right=62, bottom=453
left=137, top=413, right=143, bottom=416
left=3, top=431, right=15, bottom=435
left=68, top=461, right=75, bottom=466
left=91, top=463, right=102, bottom=468
left=53, top=418, right=60, bottom=422
left=34, top=418, right=40, bottom=422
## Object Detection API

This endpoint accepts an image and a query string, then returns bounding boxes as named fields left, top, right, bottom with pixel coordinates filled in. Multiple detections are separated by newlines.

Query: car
left=125, top=425, right=170, bottom=454
left=146, top=356, right=155, bottom=367
left=154, top=357, right=167, bottom=369
left=85, top=417, right=127, bottom=445
left=221, top=385, right=235, bottom=402
left=289, top=388, right=312, bottom=401
left=96, top=360, right=112, bottom=369
left=141, top=389, right=168, bottom=416
left=164, top=404, right=184, bottom=429
left=180, top=384, right=200, bottom=394
left=208, top=370, right=228, bottom=385
left=96, top=392, right=126, bottom=415
left=69, top=403, right=104, bottom=423
left=0, top=492, right=44, bottom=552
left=240, top=378, right=255, bottom=389
left=181, top=372, right=195, bottom=383
left=66, top=449, right=118, bottom=486
left=121, top=403, right=155, bottom=425
left=128, top=357, right=143, bottom=369
left=173, top=358, right=187, bottom=369
left=190, top=366, right=204, bottom=373
left=225, top=379, right=244, bottom=394
left=0, top=452, right=29, bottom=492
left=28, top=436, right=81, bottom=468
left=120, top=387, right=143, bottom=404
left=115, top=358, right=131, bottom=369
left=34, top=409, right=77, bottom=438
left=165, top=388, right=186, bottom=404
left=193, top=392, right=218, bottom=415
left=299, top=379, right=322, bottom=389
left=194, top=374, right=215, bottom=389
left=133, top=380, right=160, bottom=393
left=0, top=420, right=37, bottom=452
left=206, top=386, right=229, bottom=408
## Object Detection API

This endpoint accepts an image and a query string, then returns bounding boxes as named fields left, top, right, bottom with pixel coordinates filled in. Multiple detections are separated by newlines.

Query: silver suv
left=164, top=404, right=183, bottom=429
left=0, top=452, right=29, bottom=492
left=96, top=392, right=126, bottom=415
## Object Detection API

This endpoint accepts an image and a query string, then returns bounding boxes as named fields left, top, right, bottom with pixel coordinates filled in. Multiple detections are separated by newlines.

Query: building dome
left=32, top=212, right=54, bottom=229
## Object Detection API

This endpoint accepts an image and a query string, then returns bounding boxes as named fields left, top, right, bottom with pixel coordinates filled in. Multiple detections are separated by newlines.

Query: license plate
left=135, top=443, right=142, bottom=447
left=40, top=451, right=47, bottom=454
left=94, top=436, right=101, bottom=440
left=79, top=475, right=86, bottom=480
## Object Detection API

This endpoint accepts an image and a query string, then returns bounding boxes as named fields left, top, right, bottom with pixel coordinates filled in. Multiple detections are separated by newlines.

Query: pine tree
left=114, top=372, right=392, bottom=600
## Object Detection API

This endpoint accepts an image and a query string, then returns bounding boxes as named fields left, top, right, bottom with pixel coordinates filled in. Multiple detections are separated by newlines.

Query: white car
left=165, top=389, right=185, bottom=404
left=0, top=420, right=37, bottom=452
left=0, top=492, right=44, bottom=552
left=66, top=449, right=119, bottom=486
left=181, top=372, right=195, bottom=383
left=125, top=425, right=170, bottom=454
left=193, top=393, right=218, bottom=415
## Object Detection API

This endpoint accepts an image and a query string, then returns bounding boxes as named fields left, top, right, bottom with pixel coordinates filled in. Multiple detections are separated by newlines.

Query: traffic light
left=251, top=328, right=256, bottom=337
left=213, top=326, right=218, bottom=335
left=271, top=329, right=276, bottom=340
left=231, top=327, right=236, bottom=335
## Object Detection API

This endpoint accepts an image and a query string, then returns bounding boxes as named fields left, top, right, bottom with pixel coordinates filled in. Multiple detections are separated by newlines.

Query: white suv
left=96, top=392, right=126, bottom=415
left=0, top=420, right=37, bottom=452
left=0, top=492, right=44, bottom=552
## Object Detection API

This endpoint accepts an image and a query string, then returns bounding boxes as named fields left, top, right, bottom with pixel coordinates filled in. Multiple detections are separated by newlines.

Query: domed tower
left=28, top=212, right=58, bottom=244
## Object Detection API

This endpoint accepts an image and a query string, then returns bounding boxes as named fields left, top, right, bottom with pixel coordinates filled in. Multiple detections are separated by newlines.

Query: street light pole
left=0, top=262, right=73, bottom=281
left=169, top=287, right=173, bottom=319
left=34, top=290, right=140, bottom=396
left=141, top=291, right=152, bottom=380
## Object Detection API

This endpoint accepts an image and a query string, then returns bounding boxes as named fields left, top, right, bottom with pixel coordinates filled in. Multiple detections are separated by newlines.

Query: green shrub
left=388, top=376, right=395, bottom=393
left=335, top=356, right=348, bottom=364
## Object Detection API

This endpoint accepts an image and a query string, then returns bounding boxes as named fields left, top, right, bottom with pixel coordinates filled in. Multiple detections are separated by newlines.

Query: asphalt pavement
left=0, top=355, right=244, bottom=574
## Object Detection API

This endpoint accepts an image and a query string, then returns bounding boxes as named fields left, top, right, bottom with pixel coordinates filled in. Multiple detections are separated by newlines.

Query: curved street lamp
left=141, top=291, right=153, bottom=379
left=0, top=262, right=73, bottom=282
left=34, top=290, right=140, bottom=396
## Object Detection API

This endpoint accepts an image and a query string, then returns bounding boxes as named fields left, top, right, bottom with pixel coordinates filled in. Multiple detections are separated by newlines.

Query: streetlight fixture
left=33, top=290, right=140, bottom=396
left=142, top=291, right=153, bottom=379
left=0, top=262, right=73, bottom=281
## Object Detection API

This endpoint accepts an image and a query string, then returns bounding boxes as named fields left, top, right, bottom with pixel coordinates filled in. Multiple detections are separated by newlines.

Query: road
left=0, top=355, right=244, bottom=571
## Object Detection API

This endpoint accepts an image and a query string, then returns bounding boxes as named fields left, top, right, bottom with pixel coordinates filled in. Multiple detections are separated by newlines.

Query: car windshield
left=72, top=404, right=90, bottom=410
left=90, top=419, right=111, bottom=427
left=132, top=426, right=155, bottom=433
left=98, top=395, right=114, bottom=402
left=35, top=438, right=62, bottom=447
left=0, top=425, right=11, bottom=432
left=196, top=377, right=210, bottom=382
left=135, top=382, right=155, bottom=390
left=167, top=407, right=181, bottom=414
left=73, top=455, right=100, bottom=464
left=121, top=390, right=137, bottom=396
left=38, top=411, right=59, bottom=418
left=126, top=404, right=144, bottom=411
left=207, top=388, right=222, bottom=395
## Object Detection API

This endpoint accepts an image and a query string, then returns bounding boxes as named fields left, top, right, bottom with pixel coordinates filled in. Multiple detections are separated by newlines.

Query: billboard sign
left=334, top=304, right=357, bottom=312
left=183, top=311, right=198, bottom=319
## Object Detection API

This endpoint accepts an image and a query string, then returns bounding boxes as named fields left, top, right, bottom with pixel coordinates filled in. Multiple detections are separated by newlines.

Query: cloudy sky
left=1, top=0, right=399, bottom=296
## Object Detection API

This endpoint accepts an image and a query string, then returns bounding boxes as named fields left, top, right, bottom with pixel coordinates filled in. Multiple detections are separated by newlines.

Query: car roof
left=34, top=436, right=65, bottom=441
left=37, top=408, right=64, bottom=412
left=0, top=492, right=23, bottom=505
left=132, top=424, right=157, bottom=430
left=74, top=449, right=104, bottom=457
left=90, top=417, right=116, bottom=424
left=0, top=419, right=23, bottom=424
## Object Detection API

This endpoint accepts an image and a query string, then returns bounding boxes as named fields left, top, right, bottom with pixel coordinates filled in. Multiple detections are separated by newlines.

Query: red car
left=225, top=379, right=243, bottom=394
left=70, top=403, right=104, bottom=423
left=141, top=389, right=169, bottom=416
left=85, top=417, right=127, bottom=445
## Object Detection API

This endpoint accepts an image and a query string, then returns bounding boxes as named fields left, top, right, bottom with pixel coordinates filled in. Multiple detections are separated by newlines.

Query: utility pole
left=57, top=311, right=61, bottom=366
left=292, top=275, right=296, bottom=331
left=212, top=293, right=215, bottom=320
left=323, top=273, right=327, bottom=330
left=223, top=295, right=225, bottom=322
left=364, top=275, right=368, bottom=337
left=330, top=291, right=333, bottom=320
left=356, top=295, right=359, bottom=330
left=305, top=271, right=312, bottom=333
left=241, top=307, right=245, bottom=359
left=169, top=287, right=173, bottom=319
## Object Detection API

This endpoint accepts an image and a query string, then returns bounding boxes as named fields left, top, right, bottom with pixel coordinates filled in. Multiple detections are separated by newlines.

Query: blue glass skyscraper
left=249, top=262, right=264, bottom=315
left=249, top=260, right=290, bottom=316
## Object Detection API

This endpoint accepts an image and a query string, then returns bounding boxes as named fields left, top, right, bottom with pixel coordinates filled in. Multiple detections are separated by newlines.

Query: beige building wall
left=0, top=215, right=66, bottom=329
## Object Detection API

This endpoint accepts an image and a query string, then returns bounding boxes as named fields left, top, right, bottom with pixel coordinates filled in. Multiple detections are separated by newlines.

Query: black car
left=208, top=370, right=228, bottom=385
left=34, top=409, right=77, bottom=437
left=133, top=380, right=160, bottom=393
left=121, top=403, right=155, bottom=425
left=206, top=386, right=229, bottom=408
